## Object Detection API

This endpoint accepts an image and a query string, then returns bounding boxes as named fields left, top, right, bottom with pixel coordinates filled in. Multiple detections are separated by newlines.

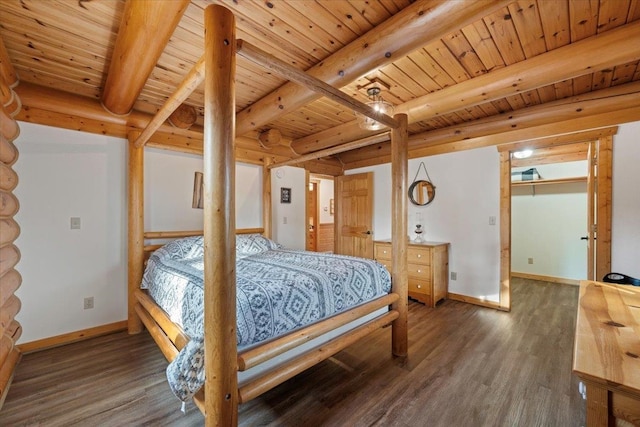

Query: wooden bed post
left=127, top=130, right=144, bottom=334
left=391, top=113, right=408, bottom=357
left=263, top=157, right=272, bottom=239
left=203, top=5, right=237, bottom=426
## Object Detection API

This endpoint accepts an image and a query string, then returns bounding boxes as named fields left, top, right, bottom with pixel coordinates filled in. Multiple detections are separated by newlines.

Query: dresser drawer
left=377, top=258, right=391, bottom=272
left=375, top=244, right=392, bottom=261
left=407, top=247, right=431, bottom=265
left=409, top=279, right=431, bottom=295
left=408, top=263, right=431, bottom=280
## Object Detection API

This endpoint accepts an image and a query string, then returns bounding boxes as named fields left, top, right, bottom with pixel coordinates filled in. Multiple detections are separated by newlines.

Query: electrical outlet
left=84, top=297, right=94, bottom=310
left=528, top=257, right=534, bottom=264
left=489, top=216, right=496, bottom=225
left=450, top=271, right=457, bottom=281
left=283, top=216, right=288, bottom=224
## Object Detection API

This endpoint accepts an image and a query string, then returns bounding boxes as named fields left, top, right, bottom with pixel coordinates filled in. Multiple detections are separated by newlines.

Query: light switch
left=70, top=217, right=81, bottom=230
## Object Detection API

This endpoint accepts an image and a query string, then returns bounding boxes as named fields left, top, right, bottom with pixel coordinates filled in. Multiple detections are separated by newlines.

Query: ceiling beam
left=236, top=40, right=399, bottom=130
left=292, top=20, right=640, bottom=155
left=13, top=82, right=340, bottom=174
left=496, top=128, right=618, bottom=153
left=269, top=133, right=390, bottom=169
left=338, top=81, right=640, bottom=168
left=0, top=37, right=17, bottom=87
left=101, top=0, right=190, bottom=116
left=134, top=56, right=205, bottom=148
left=234, top=0, right=511, bottom=136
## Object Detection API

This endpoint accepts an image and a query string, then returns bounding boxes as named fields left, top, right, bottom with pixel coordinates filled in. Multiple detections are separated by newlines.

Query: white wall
left=612, top=121, right=640, bottom=278
left=271, top=166, right=306, bottom=250
left=14, top=123, right=263, bottom=344
left=318, top=178, right=334, bottom=224
left=145, top=148, right=262, bottom=231
left=14, top=123, right=128, bottom=343
left=350, top=146, right=501, bottom=302
left=511, top=161, right=588, bottom=280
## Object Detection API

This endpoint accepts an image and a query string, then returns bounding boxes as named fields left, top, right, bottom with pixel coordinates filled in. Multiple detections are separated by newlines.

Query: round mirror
left=408, top=180, right=436, bottom=206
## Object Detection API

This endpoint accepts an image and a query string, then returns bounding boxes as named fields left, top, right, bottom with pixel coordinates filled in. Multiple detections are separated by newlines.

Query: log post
left=263, top=157, right=272, bottom=239
left=127, top=131, right=144, bottom=334
left=203, top=5, right=237, bottom=426
left=390, top=113, right=408, bottom=357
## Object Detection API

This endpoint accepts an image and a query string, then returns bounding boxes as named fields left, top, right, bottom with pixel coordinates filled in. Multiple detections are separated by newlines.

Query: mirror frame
left=408, top=180, right=436, bottom=206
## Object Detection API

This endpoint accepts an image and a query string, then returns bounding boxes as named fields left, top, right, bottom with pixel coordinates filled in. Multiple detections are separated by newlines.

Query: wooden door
left=334, top=172, right=374, bottom=258
left=306, top=181, right=318, bottom=251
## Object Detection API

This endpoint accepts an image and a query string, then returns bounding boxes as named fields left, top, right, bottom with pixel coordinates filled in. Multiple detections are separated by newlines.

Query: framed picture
left=280, top=187, right=291, bottom=203
left=330, top=198, right=334, bottom=215
left=193, top=171, right=204, bottom=209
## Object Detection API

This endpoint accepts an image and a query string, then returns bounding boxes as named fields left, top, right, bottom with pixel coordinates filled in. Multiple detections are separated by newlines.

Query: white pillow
left=236, top=234, right=282, bottom=258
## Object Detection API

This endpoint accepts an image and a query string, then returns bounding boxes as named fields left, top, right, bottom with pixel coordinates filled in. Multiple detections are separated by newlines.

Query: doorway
left=498, top=128, right=615, bottom=311
left=306, top=173, right=335, bottom=253
left=306, top=180, right=318, bottom=251
left=510, top=144, right=589, bottom=285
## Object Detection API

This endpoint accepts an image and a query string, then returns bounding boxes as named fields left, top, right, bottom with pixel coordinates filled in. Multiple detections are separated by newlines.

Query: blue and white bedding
left=140, top=234, right=391, bottom=402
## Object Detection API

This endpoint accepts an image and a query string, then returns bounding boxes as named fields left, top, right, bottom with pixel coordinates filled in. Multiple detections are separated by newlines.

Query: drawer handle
left=417, top=254, right=421, bottom=258
left=417, top=285, right=422, bottom=289
left=417, top=269, right=422, bottom=273
left=383, top=250, right=387, bottom=254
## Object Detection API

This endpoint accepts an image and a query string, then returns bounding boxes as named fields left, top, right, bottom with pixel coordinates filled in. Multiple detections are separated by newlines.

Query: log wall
left=0, top=66, right=22, bottom=409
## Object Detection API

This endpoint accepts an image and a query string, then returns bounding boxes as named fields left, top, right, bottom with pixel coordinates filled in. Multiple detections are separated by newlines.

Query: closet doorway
left=510, top=144, right=589, bottom=284
left=497, top=128, right=615, bottom=311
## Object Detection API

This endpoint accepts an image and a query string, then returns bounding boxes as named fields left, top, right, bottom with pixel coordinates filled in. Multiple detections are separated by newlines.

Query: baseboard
left=17, top=320, right=128, bottom=354
left=511, top=272, right=580, bottom=286
left=447, top=293, right=505, bottom=311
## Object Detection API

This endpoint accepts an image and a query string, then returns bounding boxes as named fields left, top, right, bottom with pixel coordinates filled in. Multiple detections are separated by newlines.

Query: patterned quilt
left=140, top=235, right=391, bottom=403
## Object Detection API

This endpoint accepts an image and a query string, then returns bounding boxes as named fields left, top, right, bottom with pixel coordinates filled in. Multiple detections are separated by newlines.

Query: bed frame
left=127, top=5, right=409, bottom=425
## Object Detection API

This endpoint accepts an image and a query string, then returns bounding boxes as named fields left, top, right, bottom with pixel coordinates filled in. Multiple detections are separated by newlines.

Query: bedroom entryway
left=306, top=174, right=335, bottom=253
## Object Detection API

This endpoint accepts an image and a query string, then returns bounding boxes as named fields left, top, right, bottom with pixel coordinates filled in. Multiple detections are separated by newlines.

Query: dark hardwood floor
left=1, top=278, right=585, bottom=426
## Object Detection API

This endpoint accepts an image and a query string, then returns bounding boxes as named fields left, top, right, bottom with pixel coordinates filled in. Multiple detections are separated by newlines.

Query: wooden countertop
left=572, top=280, right=640, bottom=396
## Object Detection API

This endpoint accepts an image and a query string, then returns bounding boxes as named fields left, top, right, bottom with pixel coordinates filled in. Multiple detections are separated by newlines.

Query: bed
left=128, top=5, right=409, bottom=424
left=139, top=233, right=392, bottom=403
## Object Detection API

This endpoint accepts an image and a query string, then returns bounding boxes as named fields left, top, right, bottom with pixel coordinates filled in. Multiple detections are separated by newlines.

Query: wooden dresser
left=374, top=240, right=449, bottom=307
left=573, top=280, right=640, bottom=426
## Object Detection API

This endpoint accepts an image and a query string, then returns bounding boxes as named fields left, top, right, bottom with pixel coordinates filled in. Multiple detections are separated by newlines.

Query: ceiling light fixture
left=355, top=87, right=394, bottom=131
left=513, top=149, right=533, bottom=159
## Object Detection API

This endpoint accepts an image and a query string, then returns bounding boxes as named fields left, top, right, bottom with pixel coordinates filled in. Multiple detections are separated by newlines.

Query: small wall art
left=280, top=187, right=291, bottom=203
left=193, top=171, right=204, bottom=209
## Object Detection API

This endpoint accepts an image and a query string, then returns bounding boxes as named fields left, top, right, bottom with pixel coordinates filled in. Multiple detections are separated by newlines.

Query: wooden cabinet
left=374, top=240, right=449, bottom=307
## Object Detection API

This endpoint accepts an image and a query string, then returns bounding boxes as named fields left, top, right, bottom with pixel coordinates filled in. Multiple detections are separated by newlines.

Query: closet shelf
left=511, top=176, right=587, bottom=187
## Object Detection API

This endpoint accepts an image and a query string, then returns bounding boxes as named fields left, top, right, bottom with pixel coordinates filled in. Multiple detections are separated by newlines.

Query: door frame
left=305, top=175, right=320, bottom=251
left=497, top=127, right=616, bottom=311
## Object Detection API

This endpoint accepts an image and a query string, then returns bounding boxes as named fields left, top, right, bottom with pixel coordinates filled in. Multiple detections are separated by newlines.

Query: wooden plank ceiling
left=1, top=0, right=639, bottom=174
